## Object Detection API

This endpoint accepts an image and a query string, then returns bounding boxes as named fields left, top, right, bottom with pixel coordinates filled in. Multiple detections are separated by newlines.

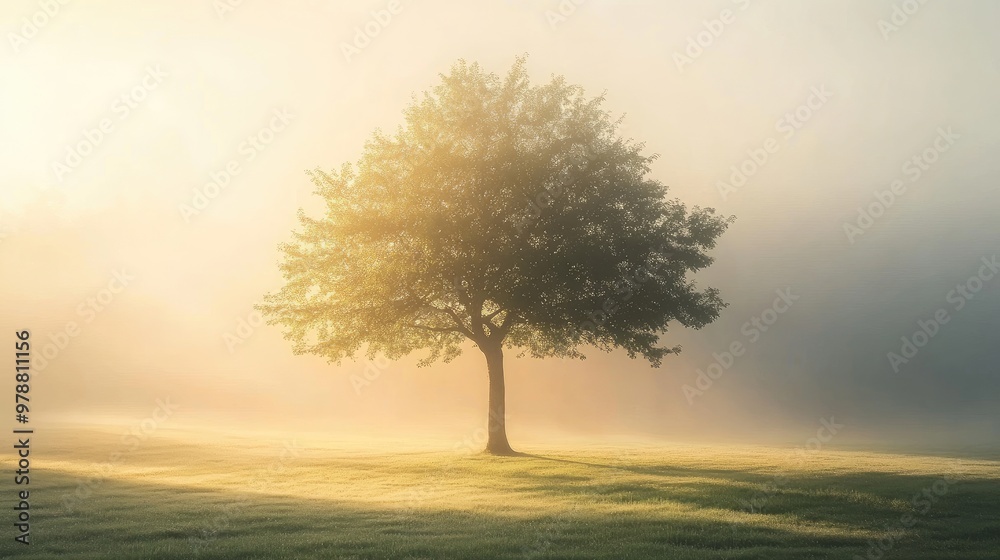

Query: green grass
left=3, top=426, right=999, bottom=559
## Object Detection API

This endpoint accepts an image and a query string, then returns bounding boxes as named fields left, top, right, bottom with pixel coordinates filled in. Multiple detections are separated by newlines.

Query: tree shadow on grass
left=0, top=467, right=860, bottom=560
left=514, top=452, right=1000, bottom=559
left=11, top=459, right=1000, bottom=560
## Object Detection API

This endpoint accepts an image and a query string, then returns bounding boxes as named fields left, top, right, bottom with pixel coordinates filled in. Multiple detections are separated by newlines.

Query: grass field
left=2, top=425, right=999, bottom=559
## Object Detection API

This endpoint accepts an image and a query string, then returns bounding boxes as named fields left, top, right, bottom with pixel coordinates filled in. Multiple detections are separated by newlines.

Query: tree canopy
left=260, top=56, right=732, bottom=373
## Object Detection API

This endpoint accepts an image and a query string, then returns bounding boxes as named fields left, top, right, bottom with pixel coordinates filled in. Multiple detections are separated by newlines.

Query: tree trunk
left=484, top=346, right=515, bottom=455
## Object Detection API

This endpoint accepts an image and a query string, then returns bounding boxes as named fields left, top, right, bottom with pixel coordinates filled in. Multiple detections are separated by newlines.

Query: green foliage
left=259, top=56, right=733, bottom=367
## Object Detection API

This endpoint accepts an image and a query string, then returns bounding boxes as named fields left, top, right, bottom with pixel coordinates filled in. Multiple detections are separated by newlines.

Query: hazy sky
left=2, top=0, right=998, bottom=446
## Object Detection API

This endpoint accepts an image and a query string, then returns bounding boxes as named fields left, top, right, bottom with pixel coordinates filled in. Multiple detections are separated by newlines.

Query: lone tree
left=259, top=57, right=732, bottom=455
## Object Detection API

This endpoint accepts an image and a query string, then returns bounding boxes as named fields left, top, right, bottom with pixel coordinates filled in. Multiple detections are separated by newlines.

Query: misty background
left=1, top=0, right=998, bottom=447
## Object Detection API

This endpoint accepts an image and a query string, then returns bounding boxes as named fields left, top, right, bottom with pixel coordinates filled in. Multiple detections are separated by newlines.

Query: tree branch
left=484, top=307, right=505, bottom=321
left=493, top=311, right=520, bottom=340
left=429, top=303, right=479, bottom=341
left=400, top=283, right=479, bottom=341
left=405, top=324, right=464, bottom=334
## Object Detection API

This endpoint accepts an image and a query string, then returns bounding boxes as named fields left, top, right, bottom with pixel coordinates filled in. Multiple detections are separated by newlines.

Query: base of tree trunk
left=483, top=443, right=519, bottom=456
